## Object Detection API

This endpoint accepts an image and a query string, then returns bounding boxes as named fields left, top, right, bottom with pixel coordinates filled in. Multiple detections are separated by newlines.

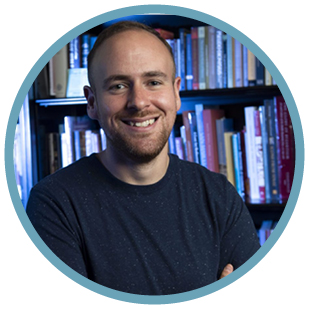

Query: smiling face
left=84, top=29, right=181, bottom=163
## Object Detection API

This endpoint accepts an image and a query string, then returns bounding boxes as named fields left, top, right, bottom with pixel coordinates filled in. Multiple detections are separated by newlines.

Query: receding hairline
left=87, top=21, right=176, bottom=89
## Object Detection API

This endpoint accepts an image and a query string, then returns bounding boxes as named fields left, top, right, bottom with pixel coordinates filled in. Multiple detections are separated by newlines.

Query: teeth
left=128, top=119, right=155, bottom=127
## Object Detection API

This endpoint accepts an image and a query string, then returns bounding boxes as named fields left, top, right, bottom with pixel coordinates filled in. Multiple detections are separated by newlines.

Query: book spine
left=175, top=137, right=185, bottom=160
left=215, top=29, right=224, bottom=89
left=198, top=26, right=206, bottom=90
left=274, top=96, right=294, bottom=202
left=256, top=57, right=265, bottom=86
left=185, top=33, right=193, bottom=90
left=191, top=27, right=199, bottom=90
left=182, top=111, right=195, bottom=162
left=259, top=106, right=271, bottom=202
left=207, top=26, right=216, bottom=89
left=254, top=109, right=266, bottom=201
left=179, top=29, right=188, bottom=91
left=195, top=104, right=207, bottom=167
left=234, top=39, right=243, bottom=87
left=264, top=99, right=280, bottom=201
left=222, top=34, right=228, bottom=88
left=242, top=45, right=248, bottom=87
left=226, top=34, right=234, bottom=88
left=232, top=133, right=242, bottom=195
left=203, top=109, right=224, bottom=172
left=180, top=125, right=188, bottom=161
left=244, top=106, right=260, bottom=200
left=81, top=34, right=90, bottom=68
left=69, top=36, right=81, bottom=69
left=248, top=49, right=256, bottom=86
left=224, top=132, right=235, bottom=186
left=188, top=112, right=200, bottom=164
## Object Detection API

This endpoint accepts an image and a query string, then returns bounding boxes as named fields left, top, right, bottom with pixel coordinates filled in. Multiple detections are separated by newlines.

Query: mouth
left=122, top=117, right=159, bottom=128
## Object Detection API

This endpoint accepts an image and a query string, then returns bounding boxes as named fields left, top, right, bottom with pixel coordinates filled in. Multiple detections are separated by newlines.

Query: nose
left=126, top=84, right=150, bottom=111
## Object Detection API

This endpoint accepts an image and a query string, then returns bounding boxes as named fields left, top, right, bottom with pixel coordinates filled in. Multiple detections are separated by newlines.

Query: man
left=26, top=21, right=260, bottom=295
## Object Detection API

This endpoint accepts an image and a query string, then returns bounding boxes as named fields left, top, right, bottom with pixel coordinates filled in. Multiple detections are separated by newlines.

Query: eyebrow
left=102, top=71, right=168, bottom=88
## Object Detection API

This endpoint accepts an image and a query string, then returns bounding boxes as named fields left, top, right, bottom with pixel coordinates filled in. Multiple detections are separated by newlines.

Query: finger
left=219, top=264, right=234, bottom=279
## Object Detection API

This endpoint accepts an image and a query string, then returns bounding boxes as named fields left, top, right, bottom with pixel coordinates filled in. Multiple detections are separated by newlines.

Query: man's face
left=85, top=29, right=181, bottom=163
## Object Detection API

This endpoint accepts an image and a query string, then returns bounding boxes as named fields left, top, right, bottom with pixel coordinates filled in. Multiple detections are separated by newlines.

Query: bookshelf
left=17, top=15, right=293, bottom=245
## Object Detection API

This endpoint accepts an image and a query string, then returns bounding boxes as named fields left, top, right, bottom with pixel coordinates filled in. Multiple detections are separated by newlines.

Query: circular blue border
left=5, top=4, right=304, bottom=305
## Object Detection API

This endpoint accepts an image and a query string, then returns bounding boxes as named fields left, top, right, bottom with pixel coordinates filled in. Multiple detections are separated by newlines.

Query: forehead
left=92, top=29, right=174, bottom=77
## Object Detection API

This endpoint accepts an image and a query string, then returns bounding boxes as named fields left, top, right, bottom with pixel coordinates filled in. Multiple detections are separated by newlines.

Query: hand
left=219, top=264, right=234, bottom=279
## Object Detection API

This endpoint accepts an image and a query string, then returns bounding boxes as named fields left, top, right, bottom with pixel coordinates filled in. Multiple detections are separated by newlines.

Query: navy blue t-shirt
left=26, top=154, right=260, bottom=295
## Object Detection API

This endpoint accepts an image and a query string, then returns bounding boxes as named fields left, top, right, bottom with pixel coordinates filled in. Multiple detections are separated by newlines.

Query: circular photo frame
left=5, top=4, right=304, bottom=305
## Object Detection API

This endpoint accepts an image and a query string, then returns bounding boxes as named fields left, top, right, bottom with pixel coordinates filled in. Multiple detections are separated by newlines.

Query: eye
left=148, top=80, right=162, bottom=87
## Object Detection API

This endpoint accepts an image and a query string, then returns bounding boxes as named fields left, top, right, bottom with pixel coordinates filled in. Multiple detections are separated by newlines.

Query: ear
left=174, top=77, right=182, bottom=112
left=84, top=85, right=98, bottom=120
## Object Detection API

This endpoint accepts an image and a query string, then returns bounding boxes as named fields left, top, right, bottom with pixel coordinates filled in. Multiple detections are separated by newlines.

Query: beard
left=100, top=113, right=176, bottom=164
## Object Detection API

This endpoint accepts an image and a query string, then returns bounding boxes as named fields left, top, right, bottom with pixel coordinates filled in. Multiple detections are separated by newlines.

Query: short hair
left=87, top=20, right=176, bottom=88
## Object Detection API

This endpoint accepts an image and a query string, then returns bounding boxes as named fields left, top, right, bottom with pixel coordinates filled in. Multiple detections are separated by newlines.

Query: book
left=259, top=105, right=271, bottom=202
left=226, top=34, right=234, bottom=88
left=175, top=137, right=185, bottom=160
left=274, top=96, right=295, bottom=202
left=215, top=28, right=224, bottom=89
left=69, top=36, right=81, bottom=69
left=264, top=99, right=280, bottom=202
left=254, top=108, right=266, bottom=202
left=195, top=104, right=207, bottom=168
left=49, top=45, right=69, bottom=98
left=185, top=33, right=193, bottom=90
left=198, top=26, right=207, bottom=90
left=234, top=38, right=243, bottom=87
left=207, top=26, right=216, bottom=89
left=247, top=49, right=256, bottom=86
left=216, top=117, right=234, bottom=176
left=244, top=106, right=260, bottom=201
left=202, top=109, right=225, bottom=172
left=232, top=132, right=245, bottom=198
left=191, top=27, right=199, bottom=90
left=224, top=131, right=236, bottom=186
left=179, top=28, right=190, bottom=91
left=81, top=34, right=90, bottom=68
left=256, top=57, right=265, bottom=86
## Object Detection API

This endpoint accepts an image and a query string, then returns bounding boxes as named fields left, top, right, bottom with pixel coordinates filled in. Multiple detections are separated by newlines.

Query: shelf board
left=35, top=85, right=281, bottom=107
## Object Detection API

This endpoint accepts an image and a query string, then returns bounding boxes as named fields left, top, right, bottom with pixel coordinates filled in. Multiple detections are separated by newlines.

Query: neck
left=96, top=144, right=170, bottom=185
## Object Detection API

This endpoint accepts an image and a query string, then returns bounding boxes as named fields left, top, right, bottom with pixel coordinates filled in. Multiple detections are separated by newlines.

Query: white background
left=1, top=1, right=308, bottom=308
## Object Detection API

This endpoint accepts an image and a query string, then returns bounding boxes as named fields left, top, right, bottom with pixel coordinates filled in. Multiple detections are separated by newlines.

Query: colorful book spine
left=198, top=26, right=206, bottom=90
left=202, top=109, right=225, bottom=172
left=224, top=132, right=236, bottom=186
left=247, top=49, right=256, bottom=86
left=274, top=96, right=294, bottom=202
left=259, top=105, right=271, bottom=202
left=207, top=26, right=216, bottom=89
left=215, top=29, right=224, bottom=89
left=264, top=99, right=280, bottom=201
left=195, top=104, right=207, bottom=168
left=234, top=39, right=243, bottom=87
left=242, top=45, right=248, bottom=87
left=185, top=33, right=193, bottom=90
left=254, top=108, right=266, bottom=201
left=179, top=28, right=189, bottom=91
left=256, top=57, right=265, bottom=86
left=226, top=34, right=234, bottom=88
left=188, top=112, right=200, bottom=164
left=69, top=37, right=81, bottom=69
left=216, top=117, right=234, bottom=177
left=191, top=27, right=199, bottom=90
left=244, top=106, right=260, bottom=201
left=81, top=34, right=90, bottom=68
left=182, top=111, right=195, bottom=162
